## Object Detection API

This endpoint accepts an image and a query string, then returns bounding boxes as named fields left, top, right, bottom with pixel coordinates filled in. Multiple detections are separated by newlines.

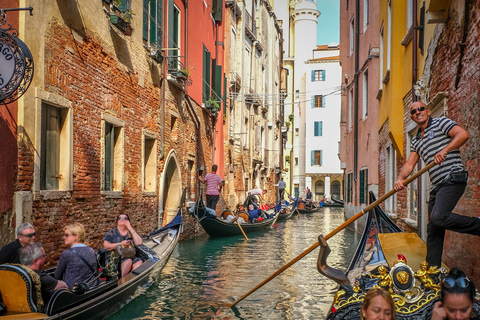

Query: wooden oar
left=220, top=192, right=249, bottom=240
left=229, top=161, right=435, bottom=307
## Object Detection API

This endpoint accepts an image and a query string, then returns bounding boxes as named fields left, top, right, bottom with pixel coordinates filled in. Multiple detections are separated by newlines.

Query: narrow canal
left=107, top=207, right=360, bottom=319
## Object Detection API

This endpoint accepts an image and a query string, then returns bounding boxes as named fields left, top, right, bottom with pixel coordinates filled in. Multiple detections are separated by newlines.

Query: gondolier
left=275, top=177, right=286, bottom=200
left=394, top=101, right=480, bottom=268
left=198, top=164, right=223, bottom=211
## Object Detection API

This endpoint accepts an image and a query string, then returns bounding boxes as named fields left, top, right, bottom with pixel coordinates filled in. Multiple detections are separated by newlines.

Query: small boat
left=296, top=201, right=322, bottom=214
left=319, top=191, right=480, bottom=319
left=192, top=195, right=279, bottom=238
left=322, top=201, right=343, bottom=208
left=0, top=192, right=184, bottom=320
left=276, top=198, right=299, bottom=221
left=331, top=196, right=344, bottom=205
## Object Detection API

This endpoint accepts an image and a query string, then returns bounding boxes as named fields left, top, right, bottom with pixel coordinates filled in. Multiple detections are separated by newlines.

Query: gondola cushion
left=0, top=264, right=42, bottom=313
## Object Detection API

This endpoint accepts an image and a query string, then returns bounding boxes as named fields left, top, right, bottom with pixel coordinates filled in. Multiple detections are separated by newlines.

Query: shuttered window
left=314, top=121, right=323, bottom=136
left=360, top=168, right=368, bottom=204
left=311, top=70, right=326, bottom=82
left=203, top=46, right=211, bottom=102
left=347, top=172, right=353, bottom=203
left=142, top=0, right=163, bottom=48
left=40, top=105, right=61, bottom=190
left=311, top=150, right=323, bottom=166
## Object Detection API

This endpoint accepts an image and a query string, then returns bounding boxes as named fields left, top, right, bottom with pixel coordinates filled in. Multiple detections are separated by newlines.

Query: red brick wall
left=15, top=19, right=213, bottom=263
left=427, top=1, right=480, bottom=282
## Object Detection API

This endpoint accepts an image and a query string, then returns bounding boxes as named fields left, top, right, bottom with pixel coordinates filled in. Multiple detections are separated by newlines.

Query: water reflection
left=107, top=207, right=359, bottom=320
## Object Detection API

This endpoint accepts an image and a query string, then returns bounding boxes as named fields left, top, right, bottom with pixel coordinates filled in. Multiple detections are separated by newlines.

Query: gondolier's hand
left=431, top=301, right=447, bottom=320
left=434, top=150, right=448, bottom=165
left=394, top=178, right=406, bottom=191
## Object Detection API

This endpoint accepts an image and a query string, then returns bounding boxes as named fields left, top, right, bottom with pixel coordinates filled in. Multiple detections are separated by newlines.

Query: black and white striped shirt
left=411, top=117, right=464, bottom=188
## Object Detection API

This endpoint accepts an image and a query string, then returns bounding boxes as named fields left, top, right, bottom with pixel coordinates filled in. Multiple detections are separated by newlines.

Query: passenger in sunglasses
left=0, top=222, right=36, bottom=264
left=431, top=267, right=479, bottom=320
left=394, top=101, right=480, bottom=269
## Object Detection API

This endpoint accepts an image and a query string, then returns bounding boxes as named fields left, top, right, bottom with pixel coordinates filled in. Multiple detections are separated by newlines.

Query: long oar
left=229, top=161, right=435, bottom=307
left=220, top=192, right=249, bottom=240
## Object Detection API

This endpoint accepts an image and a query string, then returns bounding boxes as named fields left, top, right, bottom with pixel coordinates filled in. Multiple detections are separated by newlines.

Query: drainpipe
left=353, top=0, right=360, bottom=184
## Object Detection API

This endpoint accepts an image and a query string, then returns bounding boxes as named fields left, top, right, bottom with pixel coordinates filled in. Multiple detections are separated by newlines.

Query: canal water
left=107, top=207, right=360, bottom=320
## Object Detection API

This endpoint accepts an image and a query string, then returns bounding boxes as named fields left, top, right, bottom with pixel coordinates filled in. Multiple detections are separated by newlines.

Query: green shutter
left=168, top=0, right=175, bottom=57
left=143, top=0, right=149, bottom=41
left=157, top=0, right=163, bottom=48
left=311, top=70, right=315, bottom=82
left=322, top=70, right=326, bottom=81
left=150, top=0, right=158, bottom=45
left=203, top=47, right=211, bottom=102
left=311, top=150, right=315, bottom=166
left=319, top=121, right=323, bottom=136
left=360, top=169, right=365, bottom=204
left=322, top=95, right=325, bottom=108
left=213, top=0, right=223, bottom=22
left=117, top=0, right=127, bottom=12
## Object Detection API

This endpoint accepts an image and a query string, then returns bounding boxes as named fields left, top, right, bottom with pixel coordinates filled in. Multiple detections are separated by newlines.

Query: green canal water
left=107, top=207, right=360, bottom=319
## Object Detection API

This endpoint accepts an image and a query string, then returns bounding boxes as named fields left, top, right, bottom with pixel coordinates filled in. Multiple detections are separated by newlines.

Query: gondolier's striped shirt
left=411, top=117, right=464, bottom=189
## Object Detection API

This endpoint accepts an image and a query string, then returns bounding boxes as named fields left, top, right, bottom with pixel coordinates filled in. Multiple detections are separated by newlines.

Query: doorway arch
left=331, top=180, right=341, bottom=200
left=159, top=150, right=182, bottom=226
left=315, top=180, right=325, bottom=201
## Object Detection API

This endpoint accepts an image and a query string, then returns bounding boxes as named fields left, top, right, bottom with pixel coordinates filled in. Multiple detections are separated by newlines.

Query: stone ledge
left=101, top=191, right=124, bottom=199
left=402, top=217, right=418, bottom=229
left=40, top=190, right=72, bottom=200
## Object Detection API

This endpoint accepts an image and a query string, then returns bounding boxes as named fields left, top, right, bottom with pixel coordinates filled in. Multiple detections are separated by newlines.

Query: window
left=359, top=168, right=368, bottom=204
left=40, top=103, right=72, bottom=191
left=143, top=0, right=162, bottom=48
left=364, top=0, right=369, bottom=30
left=294, top=184, right=299, bottom=198
left=314, top=121, right=323, bottom=136
left=349, top=89, right=353, bottom=130
left=143, top=134, right=157, bottom=192
left=230, top=28, right=237, bottom=72
left=331, top=180, right=341, bottom=200
left=347, top=172, right=353, bottom=203
left=295, top=128, right=299, bottom=136
left=380, top=24, right=384, bottom=89
left=350, top=17, right=354, bottom=54
left=311, top=70, right=326, bottom=82
left=387, top=0, right=391, bottom=71
left=363, top=70, right=368, bottom=119
left=167, top=4, right=181, bottom=69
left=295, top=157, right=298, bottom=166
left=311, top=150, right=322, bottom=166
left=312, top=95, right=325, bottom=108
left=203, top=45, right=211, bottom=102
left=102, top=115, right=124, bottom=192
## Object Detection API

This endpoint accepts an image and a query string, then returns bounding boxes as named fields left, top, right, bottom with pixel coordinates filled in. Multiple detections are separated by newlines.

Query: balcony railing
left=166, top=57, right=192, bottom=86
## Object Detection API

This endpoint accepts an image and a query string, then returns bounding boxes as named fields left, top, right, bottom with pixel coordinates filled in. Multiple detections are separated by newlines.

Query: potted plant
left=285, top=155, right=291, bottom=162
left=205, top=97, right=220, bottom=112
left=284, top=121, right=290, bottom=128
left=110, top=0, right=134, bottom=31
left=176, top=68, right=190, bottom=81
left=288, top=114, right=294, bottom=122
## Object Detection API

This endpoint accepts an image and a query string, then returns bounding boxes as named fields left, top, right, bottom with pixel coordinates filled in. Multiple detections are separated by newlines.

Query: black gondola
left=192, top=195, right=279, bottom=237
left=331, top=196, right=345, bottom=205
left=319, top=192, right=480, bottom=319
left=276, top=198, right=298, bottom=221
left=0, top=192, right=184, bottom=320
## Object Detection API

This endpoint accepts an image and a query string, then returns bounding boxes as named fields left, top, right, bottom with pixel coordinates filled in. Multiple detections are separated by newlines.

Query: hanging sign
left=0, top=28, right=34, bottom=104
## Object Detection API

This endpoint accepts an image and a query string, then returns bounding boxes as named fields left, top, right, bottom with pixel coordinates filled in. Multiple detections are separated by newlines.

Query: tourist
left=361, top=287, right=396, bottom=320
left=54, top=223, right=98, bottom=290
left=0, top=222, right=36, bottom=264
left=103, top=214, right=143, bottom=277
left=275, top=177, right=286, bottom=200
left=198, top=164, right=223, bottom=211
left=19, top=243, right=68, bottom=304
left=431, top=267, right=479, bottom=320
left=394, top=101, right=480, bottom=268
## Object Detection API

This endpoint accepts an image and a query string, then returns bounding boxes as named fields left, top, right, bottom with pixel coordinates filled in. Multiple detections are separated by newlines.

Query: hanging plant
left=205, top=97, right=221, bottom=111
left=288, top=114, right=294, bottom=122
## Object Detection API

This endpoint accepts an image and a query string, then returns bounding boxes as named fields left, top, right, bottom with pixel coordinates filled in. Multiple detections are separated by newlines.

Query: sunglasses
left=64, top=233, right=75, bottom=237
left=410, top=106, right=426, bottom=115
left=20, top=232, right=36, bottom=238
left=118, top=216, right=129, bottom=221
left=443, top=276, right=470, bottom=289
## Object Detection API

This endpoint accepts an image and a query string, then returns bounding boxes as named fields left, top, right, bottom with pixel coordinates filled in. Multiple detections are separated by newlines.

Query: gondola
left=276, top=198, right=299, bottom=221
left=0, top=192, right=184, bottom=320
left=318, top=191, right=480, bottom=319
left=331, top=196, right=345, bottom=205
left=192, top=195, right=279, bottom=237
left=322, top=202, right=343, bottom=208
left=296, top=200, right=322, bottom=214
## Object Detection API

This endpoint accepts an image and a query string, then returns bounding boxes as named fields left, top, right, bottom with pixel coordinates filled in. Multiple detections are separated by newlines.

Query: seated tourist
left=361, top=287, right=396, bottom=320
left=103, top=214, right=143, bottom=277
left=248, top=204, right=262, bottom=222
left=0, top=222, right=36, bottom=264
left=19, top=243, right=68, bottom=304
left=431, top=267, right=479, bottom=320
left=54, top=223, right=98, bottom=290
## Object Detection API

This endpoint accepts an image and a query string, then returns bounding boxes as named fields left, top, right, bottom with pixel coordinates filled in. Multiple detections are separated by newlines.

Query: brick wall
left=14, top=19, right=213, bottom=264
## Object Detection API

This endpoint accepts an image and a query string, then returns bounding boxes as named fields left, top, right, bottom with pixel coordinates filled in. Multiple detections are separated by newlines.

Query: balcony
left=229, top=72, right=241, bottom=91
left=244, top=12, right=256, bottom=41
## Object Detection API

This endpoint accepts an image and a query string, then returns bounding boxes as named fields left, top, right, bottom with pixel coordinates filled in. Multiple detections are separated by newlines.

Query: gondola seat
left=221, top=210, right=235, bottom=219
left=0, top=264, right=44, bottom=313
left=236, top=211, right=250, bottom=223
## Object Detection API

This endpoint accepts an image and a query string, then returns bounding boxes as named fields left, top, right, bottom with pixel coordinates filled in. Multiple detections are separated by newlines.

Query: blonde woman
left=361, top=287, right=396, bottom=320
left=54, top=223, right=98, bottom=290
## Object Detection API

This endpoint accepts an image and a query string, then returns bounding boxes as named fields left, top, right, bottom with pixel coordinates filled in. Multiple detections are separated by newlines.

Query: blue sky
left=316, top=1, right=340, bottom=45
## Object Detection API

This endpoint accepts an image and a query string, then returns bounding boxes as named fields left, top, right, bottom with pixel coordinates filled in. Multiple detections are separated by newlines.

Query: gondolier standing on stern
left=394, top=101, right=480, bottom=268
left=198, top=164, right=223, bottom=211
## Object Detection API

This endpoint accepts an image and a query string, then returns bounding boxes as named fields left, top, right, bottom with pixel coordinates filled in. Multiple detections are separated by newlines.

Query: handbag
left=115, top=233, right=136, bottom=259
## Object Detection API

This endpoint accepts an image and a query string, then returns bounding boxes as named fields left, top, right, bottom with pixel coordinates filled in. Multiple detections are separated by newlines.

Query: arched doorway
left=159, top=151, right=182, bottom=226
left=331, top=180, right=341, bottom=200
left=315, top=180, right=325, bottom=201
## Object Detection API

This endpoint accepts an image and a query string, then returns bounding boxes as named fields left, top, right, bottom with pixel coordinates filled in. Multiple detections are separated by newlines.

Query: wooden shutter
left=319, top=121, right=323, bottom=136
left=143, top=0, right=149, bottom=41
left=311, top=95, right=315, bottom=108
left=105, top=123, right=114, bottom=191
left=203, top=47, right=211, bottom=102
left=213, top=0, right=223, bottom=22
left=157, top=0, right=163, bottom=48
left=149, top=0, right=157, bottom=45
left=41, top=105, right=60, bottom=190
